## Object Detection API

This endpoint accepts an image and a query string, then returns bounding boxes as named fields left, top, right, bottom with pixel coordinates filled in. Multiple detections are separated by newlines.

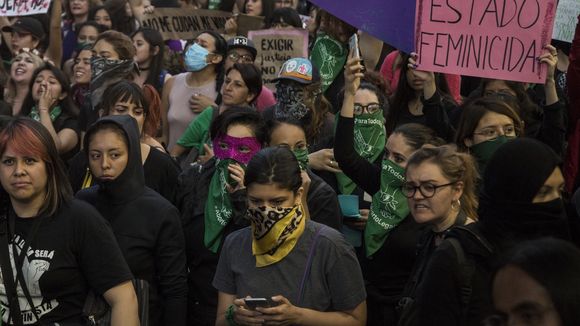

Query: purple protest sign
left=308, top=0, right=415, bottom=53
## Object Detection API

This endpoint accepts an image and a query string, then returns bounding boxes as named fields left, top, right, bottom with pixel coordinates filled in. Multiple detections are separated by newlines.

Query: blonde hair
left=406, top=145, right=479, bottom=220
left=6, top=51, right=44, bottom=107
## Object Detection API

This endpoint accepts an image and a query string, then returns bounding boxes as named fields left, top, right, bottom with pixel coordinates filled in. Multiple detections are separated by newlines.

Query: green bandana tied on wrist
left=292, top=147, right=309, bottom=171
left=310, top=33, right=348, bottom=92
left=365, top=159, right=409, bottom=257
left=204, top=158, right=239, bottom=253
left=336, top=112, right=386, bottom=195
left=29, top=106, right=62, bottom=122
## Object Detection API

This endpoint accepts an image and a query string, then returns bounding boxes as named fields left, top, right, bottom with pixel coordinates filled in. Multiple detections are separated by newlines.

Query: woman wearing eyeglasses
left=454, top=96, right=524, bottom=174
left=335, top=56, right=446, bottom=325
left=408, top=138, right=570, bottom=326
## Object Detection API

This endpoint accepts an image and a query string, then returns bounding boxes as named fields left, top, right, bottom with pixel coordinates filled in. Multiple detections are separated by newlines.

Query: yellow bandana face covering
left=247, top=205, right=306, bottom=267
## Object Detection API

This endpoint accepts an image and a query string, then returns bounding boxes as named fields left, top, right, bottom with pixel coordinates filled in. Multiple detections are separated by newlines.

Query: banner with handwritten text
left=552, top=0, right=580, bottom=43
left=140, top=8, right=231, bottom=40
left=0, top=0, right=51, bottom=16
left=415, top=0, right=558, bottom=83
left=248, top=29, right=309, bottom=90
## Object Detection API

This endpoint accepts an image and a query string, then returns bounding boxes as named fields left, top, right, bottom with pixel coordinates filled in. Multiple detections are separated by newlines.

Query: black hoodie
left=76, top=115, right=187, bottom=326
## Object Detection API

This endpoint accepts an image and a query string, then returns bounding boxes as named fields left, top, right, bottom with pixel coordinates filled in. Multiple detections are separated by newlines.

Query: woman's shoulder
left=305, top=220, right=350, bottom=251
left=56, top=198, right=105, bottom=225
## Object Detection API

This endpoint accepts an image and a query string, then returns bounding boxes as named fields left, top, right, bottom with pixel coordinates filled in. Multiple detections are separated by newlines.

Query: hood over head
left=84, top=114, right=144, bottom=204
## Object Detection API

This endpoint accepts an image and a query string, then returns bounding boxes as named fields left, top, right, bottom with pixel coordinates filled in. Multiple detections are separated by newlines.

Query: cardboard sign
left=415, top=0, right=558, bottom=84
left=140, top=8, right=231, bottom=40
left=236, top=14, right=264, bottom=37
left=308, top=0, right=415, bottom=53
left=552, top=0, right=580, bottom=43
left=0, top=0, right=51, bottom=16
left=248, top=29, right=309, bottom=90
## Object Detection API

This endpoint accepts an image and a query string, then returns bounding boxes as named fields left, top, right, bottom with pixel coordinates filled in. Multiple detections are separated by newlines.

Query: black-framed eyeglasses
left=353, top=103, right=381, bottom=115
left=227, top=52, right=254, bottom=63
left=401, top=182, right=456, bottom=199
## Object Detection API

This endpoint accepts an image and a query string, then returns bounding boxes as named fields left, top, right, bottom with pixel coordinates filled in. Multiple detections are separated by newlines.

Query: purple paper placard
left=308, top=0, right=415, bottom=53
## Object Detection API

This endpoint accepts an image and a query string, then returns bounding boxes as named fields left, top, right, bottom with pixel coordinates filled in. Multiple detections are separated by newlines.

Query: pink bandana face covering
left=212, top=134, right=261, bottom=164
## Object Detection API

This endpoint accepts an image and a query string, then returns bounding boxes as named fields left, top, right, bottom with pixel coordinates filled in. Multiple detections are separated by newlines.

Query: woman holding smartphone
left=213, top=147, right=367, bottom=326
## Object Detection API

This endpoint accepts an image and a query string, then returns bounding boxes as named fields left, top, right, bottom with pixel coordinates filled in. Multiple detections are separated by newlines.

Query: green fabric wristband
left=226, top=304, right=237, bottom=326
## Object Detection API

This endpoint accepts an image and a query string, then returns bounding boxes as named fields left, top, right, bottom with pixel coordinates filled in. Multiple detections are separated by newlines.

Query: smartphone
left=244, top=298, right=277, bottom=310
left=349, top=34, right=361, bottom=59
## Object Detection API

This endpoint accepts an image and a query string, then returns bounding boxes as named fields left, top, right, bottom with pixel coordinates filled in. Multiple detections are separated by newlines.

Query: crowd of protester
left=0, top=0, right=579, bottom=325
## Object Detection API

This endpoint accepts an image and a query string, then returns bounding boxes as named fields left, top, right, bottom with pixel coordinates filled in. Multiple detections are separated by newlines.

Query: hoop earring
left=451, top=199, right=461, bottom=211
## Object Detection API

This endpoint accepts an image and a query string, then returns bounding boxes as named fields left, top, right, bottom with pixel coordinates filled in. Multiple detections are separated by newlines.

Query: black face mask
left=480, top=197, right=570, bottom=242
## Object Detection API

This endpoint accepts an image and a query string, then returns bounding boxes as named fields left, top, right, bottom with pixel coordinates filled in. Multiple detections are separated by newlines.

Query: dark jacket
left=175, top=158, right=249, bottom=324
left=76, top=115, right=187, bottom=326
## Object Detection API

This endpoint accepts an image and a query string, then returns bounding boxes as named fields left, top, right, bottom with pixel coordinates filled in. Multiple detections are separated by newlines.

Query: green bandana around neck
left=310, top=33, right=348, bottom=92
left=336, top=111, right=386, bottom=195
left=364, top=159, right=409, bottom=257
left=292, top=147, right=309, bottom=170
left=470, top=136, right=513, bottom=174
left=29, top=106, right=62, bottom=122
left=204, top=158, right=240, bottom=253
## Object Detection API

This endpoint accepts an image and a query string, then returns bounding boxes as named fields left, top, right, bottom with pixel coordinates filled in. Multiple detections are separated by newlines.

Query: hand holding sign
left=539, top=44, right=558, bottom=82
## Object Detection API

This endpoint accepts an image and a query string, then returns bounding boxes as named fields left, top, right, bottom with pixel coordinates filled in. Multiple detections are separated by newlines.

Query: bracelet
left=226, top=304, right=238, bottom=326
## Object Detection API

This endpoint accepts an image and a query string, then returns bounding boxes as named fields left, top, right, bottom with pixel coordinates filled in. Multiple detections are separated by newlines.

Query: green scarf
left=364, top=159, right=409, bottom=257
left=310, top=33, right=348, bottom=92
left=29, top=106, right=62, bottom=122
left=292, top=147, right=309, bottom=170
left=204, top=159, right=238, bottom=253
left=470, top=136, right=512, bottom=174
left=336, top=112, right=386, bottom=195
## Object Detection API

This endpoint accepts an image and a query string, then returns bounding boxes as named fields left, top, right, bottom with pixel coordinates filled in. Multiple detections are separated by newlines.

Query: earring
left=451, top=199, right=461, bottom=210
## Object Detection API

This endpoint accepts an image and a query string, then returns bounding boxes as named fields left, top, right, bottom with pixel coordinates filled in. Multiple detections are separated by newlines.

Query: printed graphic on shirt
left=0, top=234, right=59, bottom=325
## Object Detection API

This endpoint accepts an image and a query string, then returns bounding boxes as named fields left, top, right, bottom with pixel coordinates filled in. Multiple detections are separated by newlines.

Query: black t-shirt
left=0, top=199, right=133, bottom=325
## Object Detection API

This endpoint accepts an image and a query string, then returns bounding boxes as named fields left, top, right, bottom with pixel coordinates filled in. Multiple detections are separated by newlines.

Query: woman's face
left=10, top=53, right=38, bottom=84
left=195, top=32, right=217, bottom=53
left=484, top=80, right=517, bottom=98
left=221, top=69, right=253, bottom=106
left=132, top=32, right=152, bottom=65
left=94, top=9, right=112, bottom=29
left=405, top=161, right=462, bottom=225
left=245, top=0, right=263, bottom=16
left=77, top=25, right=99, bottom=45
left=0, top=144, right=48, bottom=212
left=532, top=167, right=564, bottom=204
left=70, top=0, right=90, bottom=17
left=492, top=265, right=562, bottom=326
left=88, top=129, right=129, bottom=181
left=109, top=97, right=146, bottom=133
left=73, top=49, right=92, bottom=84
left=467, top=111, right=517, bottom=146
left=92, top=39, right=120, bottom=60
left=268, top=123, right=307, bottom=151
left=354, top=89, right=380, bottom=115
left=406, top=68, right=424, bottom=91
left=385, top=133, right=415, bottom=168
left=32, top=70, right=65, bottom=103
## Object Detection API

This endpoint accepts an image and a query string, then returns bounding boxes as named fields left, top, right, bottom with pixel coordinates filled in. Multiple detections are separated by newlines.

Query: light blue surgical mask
left=184, top=43, right=209, bottom=72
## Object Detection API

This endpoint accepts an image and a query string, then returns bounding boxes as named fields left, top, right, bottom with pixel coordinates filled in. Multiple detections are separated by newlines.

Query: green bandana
left=365, top=159, right=409, bottom=257
left=310, top=33, right=348, bottom=92
left=292, top=147, right=309, bottom=170
left=470, top=136, right=512, bottom=174
left=204, top=159, right=238, bottom=253
left=29, top=106, right=62, bottom=122
left=336, top=112, right=386, bottom=195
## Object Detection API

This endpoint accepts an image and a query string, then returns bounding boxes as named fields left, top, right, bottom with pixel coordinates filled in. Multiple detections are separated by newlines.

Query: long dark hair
left=387, top=52, right=452, bottom=135
left=393, top=123, right=445, bottom=150
left=105, top=0, right=138, bottom=35
left=245, top=146, right=302, bottom=193
left=132, top=27, right=165, bottom=92
left=22, top=64, right=79, bottom=117
left=209, top=106, right=266, bottom=143
left=266, top=7, right=302, bottom=28
left=88, top=5, right=112, bottom=30
left=492, top=238, right=580, bottom=326
left=0, top=117, right=73, bottom=216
